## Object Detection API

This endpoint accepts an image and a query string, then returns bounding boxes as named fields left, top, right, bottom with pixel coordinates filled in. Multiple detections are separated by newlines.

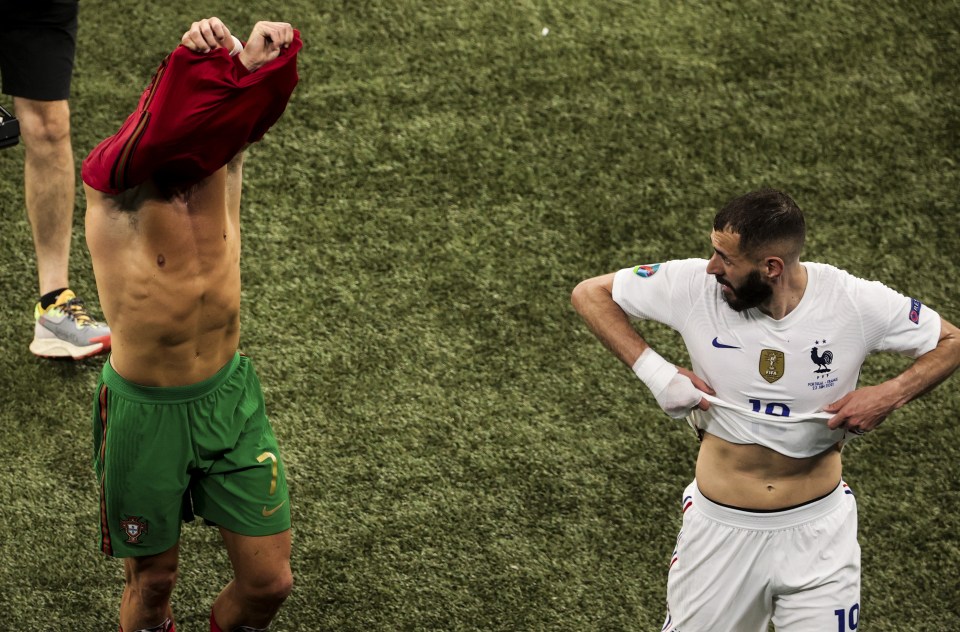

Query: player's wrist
left=632, top=348, right=678, bottom=397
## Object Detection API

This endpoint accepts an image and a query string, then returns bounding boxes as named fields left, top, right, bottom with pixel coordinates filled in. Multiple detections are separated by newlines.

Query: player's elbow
left=571, top=277, right=606, bottom=317
left=940, top=318, right=960, bottom=370
left=570, top=279, right=590, bottom=315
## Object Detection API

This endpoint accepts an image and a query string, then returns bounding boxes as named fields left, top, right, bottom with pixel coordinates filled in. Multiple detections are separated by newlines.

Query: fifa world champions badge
left=760, top=349, right=785, bottom=383
left=120, top=516, right=148, bottom=544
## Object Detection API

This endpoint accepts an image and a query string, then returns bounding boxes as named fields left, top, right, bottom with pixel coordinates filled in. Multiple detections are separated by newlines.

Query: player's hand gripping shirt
left=612, top=259, right=941, bottom=457
left=82, top=32, right=302, bottom=194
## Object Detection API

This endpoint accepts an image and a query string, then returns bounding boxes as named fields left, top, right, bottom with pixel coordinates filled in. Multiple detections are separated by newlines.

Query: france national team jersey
left=612, top=259, right=942, bottom=457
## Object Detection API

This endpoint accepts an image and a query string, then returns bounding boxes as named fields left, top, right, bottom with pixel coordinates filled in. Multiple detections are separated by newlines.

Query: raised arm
left=82, top=17, right=301, bottom=194
left=181, top=18, right=295, bottom=72
left=238, top=21, right=295, bottom=72
left=572, top=273, right=713, bottom=418
left=571, top=273, right=648, bottom=366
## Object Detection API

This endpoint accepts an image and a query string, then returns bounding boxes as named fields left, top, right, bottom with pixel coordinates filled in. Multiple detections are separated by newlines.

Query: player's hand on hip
left=238, top=21, right=294, bottom=71
left=182, top=17, right=233, bottom=53
left=823, top=383, right=900, bottom=433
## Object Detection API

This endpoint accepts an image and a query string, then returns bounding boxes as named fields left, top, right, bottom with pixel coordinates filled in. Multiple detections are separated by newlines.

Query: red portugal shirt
left=82, top=31, right=302, bottom=193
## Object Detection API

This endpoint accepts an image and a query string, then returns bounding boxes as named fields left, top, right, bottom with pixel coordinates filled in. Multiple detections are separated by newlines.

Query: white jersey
left=612, top=259, right=942, bottom=457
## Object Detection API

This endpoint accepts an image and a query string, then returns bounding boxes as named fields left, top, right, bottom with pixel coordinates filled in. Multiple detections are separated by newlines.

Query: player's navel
left=766, top=485, right=775, bottom=493
left=157, top=254, right=165, bottom=268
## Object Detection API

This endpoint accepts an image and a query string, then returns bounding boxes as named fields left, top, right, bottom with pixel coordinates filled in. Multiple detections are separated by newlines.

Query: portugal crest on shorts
left=120, top=516, right=148, bottom=544
left=759, top=349, right=785, bottom=383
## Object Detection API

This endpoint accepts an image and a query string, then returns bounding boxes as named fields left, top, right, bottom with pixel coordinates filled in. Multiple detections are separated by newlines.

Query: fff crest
left=759, top=349, right=785, bottom=383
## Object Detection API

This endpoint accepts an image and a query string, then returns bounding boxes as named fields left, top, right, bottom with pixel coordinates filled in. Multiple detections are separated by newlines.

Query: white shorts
left=662, top=480, right=861, bottom=632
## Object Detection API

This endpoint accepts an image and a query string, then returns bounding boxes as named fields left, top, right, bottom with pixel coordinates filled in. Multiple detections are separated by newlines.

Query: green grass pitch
left=0, top=1, right=957, bottom=629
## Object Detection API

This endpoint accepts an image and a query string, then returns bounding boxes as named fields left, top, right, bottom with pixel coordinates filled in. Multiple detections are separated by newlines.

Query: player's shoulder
left=616, top=258, right=710, bottom=294
left=614, top=258, right=708, bottom=300
left=666, top=257, right=710, bottom=271
left=806, top=261, right=895, bottom=290
left=804, top=261, right=905, bottom=311
left=625, top=257, right=708, bottom=277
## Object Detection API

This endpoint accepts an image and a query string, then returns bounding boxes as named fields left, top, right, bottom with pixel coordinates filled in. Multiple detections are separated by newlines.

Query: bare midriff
left=84, top=165, right=242, bottom=387
left=695, top=433, right=843, bottom=510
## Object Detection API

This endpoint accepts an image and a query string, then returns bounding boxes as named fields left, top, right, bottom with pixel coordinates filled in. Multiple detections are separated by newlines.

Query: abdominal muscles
left=87, top=185, right=243, bottom=386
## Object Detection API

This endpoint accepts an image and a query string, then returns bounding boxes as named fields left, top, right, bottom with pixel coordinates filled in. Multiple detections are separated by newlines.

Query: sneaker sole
left=30, top=335, right=111, bottom=360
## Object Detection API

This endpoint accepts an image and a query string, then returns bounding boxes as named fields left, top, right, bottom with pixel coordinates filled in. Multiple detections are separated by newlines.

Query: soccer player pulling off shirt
left=571, top=189, right=960, bottom=632
left=83, top=18, right=301, bottom=632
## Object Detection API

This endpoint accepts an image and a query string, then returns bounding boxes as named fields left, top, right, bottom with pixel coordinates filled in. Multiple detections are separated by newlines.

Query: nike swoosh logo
left=261, top=500, right=287, bottom=517
left=712, top=337, right=741, bottom=349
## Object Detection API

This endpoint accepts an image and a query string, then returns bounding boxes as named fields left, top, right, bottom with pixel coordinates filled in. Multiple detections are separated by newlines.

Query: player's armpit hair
left=226, top=149, right=246, bottom=173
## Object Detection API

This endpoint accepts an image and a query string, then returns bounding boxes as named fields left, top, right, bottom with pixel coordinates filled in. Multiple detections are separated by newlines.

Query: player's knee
left=261, top=568, right=293, bottom=606
left=240, top=567, right=293, bottom=607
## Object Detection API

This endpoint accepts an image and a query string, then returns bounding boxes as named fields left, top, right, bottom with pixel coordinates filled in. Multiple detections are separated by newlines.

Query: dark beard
left=717, top=270, right=773, bottom=312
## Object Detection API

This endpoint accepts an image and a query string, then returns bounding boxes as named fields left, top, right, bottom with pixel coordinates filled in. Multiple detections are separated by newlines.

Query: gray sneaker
left=29, top=289, right=111, bottom=359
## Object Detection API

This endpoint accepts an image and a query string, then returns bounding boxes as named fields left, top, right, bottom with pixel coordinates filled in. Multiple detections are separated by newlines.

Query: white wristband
left=229, top=35, right=243, bottom=57
left=632, top=348, right=679, bottom=397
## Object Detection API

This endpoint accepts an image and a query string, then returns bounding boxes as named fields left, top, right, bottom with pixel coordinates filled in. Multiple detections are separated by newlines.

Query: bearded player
left=83, top=18, right=301, bottom=632
left=572, top=189, right=960, bottom=631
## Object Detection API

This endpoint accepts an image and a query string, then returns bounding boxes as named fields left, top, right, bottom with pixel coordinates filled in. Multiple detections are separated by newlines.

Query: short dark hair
left=713, top=189, right=805, bottom=259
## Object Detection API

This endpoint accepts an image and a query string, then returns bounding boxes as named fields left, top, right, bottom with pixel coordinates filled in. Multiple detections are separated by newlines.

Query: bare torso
left=84, top=158, right=244, bottom=386
left=696, top=433, right=842, bottom=509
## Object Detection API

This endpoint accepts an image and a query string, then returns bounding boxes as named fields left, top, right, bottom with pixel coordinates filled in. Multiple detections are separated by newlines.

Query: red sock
left=210, top=610, right=224, bottom=632
left=119, top=622, right=175, bottom=632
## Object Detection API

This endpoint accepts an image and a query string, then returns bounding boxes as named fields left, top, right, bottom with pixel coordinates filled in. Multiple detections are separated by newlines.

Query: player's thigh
left=771, top=494, right=860, bottom=631
left=124, top=542, right=181, bottom=588
left=665, top=484, right=772, bottom=632
left=191, top=362, right=290, bottom=537
left=772, top=575, right=860, bottom=632
left=94, top=383, right=193, bottom=558
left=220, top=527, right=292, bottom=591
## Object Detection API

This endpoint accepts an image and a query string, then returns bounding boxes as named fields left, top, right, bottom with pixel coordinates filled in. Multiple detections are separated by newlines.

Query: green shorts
left=92, top=353, right=290, bottom=558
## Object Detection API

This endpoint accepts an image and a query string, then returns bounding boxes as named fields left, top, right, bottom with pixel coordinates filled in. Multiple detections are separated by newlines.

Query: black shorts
left=0, top=0, right=79, bottom=101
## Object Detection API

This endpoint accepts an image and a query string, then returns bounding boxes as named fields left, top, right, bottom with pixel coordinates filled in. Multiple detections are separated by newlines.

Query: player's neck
left=759, top=263, right=808, bottom=320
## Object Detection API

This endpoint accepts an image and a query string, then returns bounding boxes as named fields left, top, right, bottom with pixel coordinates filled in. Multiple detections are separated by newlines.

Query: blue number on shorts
left=748, top=399, right=791, bottom=416
left=834, top=603, right=860, bottom=631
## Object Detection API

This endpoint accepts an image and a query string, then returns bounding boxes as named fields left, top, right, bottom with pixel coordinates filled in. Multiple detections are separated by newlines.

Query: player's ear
left=764, top=256, right=784, bottom=280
